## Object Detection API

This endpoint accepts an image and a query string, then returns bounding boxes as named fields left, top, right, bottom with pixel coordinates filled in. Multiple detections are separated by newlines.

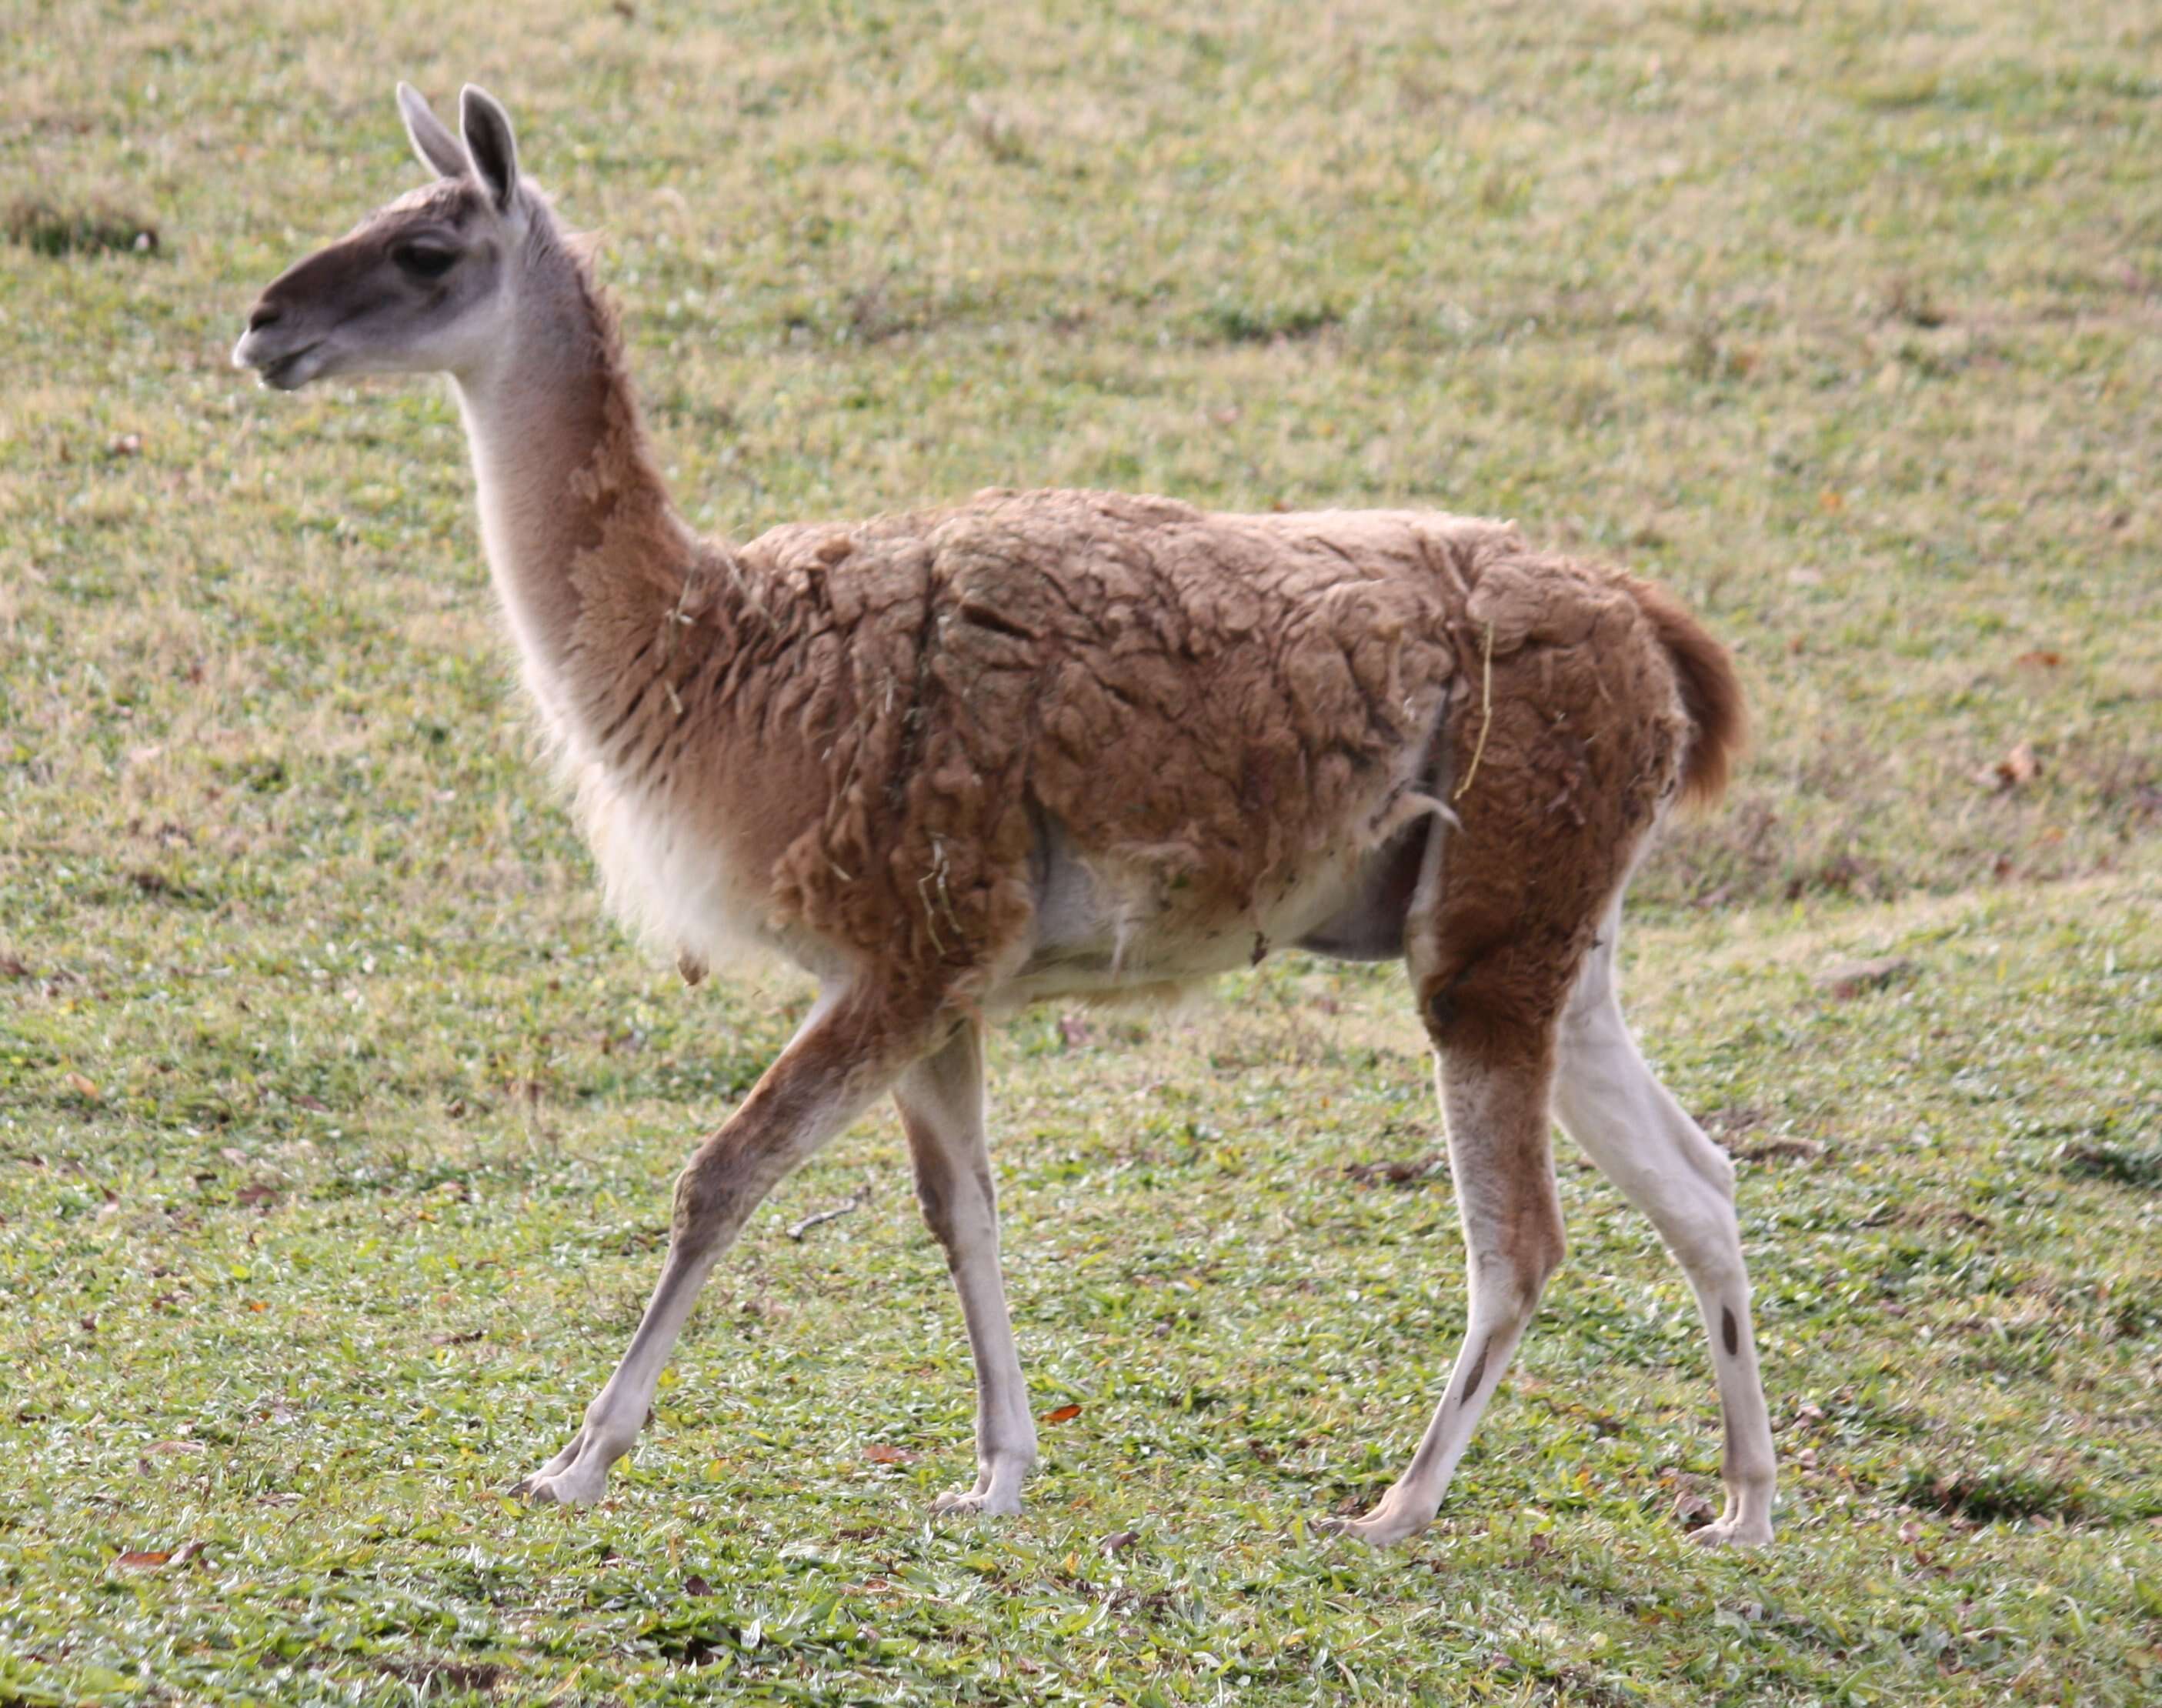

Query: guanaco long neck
left=449, top=236, right=697, bottom=727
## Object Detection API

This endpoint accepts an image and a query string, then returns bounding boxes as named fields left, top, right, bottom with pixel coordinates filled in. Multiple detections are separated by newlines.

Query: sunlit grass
left=2, top=2, right=2157, bottom=1702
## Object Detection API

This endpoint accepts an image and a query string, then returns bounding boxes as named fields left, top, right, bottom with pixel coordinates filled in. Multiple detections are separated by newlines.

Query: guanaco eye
left=393, top=243, right=459, bottom=280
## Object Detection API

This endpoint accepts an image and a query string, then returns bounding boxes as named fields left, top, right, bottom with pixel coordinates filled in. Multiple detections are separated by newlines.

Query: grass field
left=3, top=1, right=2159, bottom=1701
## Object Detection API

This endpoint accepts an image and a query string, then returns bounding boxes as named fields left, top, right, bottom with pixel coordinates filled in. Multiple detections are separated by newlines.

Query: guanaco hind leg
left=1552, top=923, right=1776, bottom=1545
left=1320, top=1026, right=1566, bottom=1547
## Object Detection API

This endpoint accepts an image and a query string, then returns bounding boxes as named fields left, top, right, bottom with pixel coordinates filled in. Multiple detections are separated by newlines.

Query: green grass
left=2, top=1, right=2158, bottom=1701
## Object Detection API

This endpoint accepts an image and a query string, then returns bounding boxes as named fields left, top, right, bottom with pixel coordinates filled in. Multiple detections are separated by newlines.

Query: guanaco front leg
left=514, top=986, right=931, bottom=1505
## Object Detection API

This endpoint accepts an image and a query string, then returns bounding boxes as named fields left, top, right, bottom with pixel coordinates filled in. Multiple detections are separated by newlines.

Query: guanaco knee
left=670, top=1135, right=756, bottom=1250
left=909, top=1157, right=963, bottom=1253
left=908, top=1141, right=995, bottom=1257
left=1478, top=1203, right=1566, bottom=1315
left=1522, top=1213, right=1567, bottom=1293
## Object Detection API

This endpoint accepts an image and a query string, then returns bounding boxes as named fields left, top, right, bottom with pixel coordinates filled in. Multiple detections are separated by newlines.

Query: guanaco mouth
left=255, top=342, right=323, bottom=389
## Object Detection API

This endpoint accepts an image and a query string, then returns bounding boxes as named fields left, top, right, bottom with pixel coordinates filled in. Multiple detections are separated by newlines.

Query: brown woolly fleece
left=559, top=464, right=1740, bottom=1032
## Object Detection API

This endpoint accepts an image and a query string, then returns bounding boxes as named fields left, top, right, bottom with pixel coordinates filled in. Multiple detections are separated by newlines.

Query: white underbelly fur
left=999, top=836, right=1381, bottom=1007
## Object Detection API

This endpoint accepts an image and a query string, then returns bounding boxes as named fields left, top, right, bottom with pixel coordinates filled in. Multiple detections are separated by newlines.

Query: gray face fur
left=232, top=85, right=527, bottom=390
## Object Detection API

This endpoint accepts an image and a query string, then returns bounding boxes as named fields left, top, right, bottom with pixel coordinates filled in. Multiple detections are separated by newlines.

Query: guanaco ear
left=397, top=82, right=469, bottom=182
left=459, top=85, right=520, bottom=212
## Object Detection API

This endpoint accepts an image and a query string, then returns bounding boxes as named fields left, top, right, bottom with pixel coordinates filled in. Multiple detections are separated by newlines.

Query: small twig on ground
left=788, top=1187, right=871, bottom=1242
left=1345, top=1153, right=1445, bottom=1187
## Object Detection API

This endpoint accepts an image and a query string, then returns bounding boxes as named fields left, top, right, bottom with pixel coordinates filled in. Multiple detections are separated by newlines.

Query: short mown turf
left=3, top=2, right=2157, bottom=1701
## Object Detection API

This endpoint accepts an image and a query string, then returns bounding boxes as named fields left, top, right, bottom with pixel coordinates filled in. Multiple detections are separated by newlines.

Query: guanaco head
left=235, top=84, right=535, bottom=390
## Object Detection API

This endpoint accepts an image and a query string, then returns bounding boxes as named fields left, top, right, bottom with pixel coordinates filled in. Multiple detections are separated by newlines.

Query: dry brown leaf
left=1345, top=1154, right=1442, bottom=1187
left=1672, top=1491, right=1717, bottom=1530
left=1041, top=1403, right=1083, bottom=1425
left=2014, top=649, right=2064, bottom=669
left=114, top=1550, right=171, bottom=1570
left=66, top=1072, right=101, bottom=1101
left=1101, top=1529, right=1140, bottom=1553
left=1976, top=741, right=2041, bottom=793
left=1813, top=956, right=1914, bottom=1000
left=864, top=1444, right=914, bottom=1465
left=684, top=1573, right=714, bottom=1597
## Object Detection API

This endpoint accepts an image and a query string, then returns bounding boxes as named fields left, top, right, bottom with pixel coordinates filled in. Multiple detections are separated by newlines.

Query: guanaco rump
left=232, top=83, right=1774, bottom=1547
